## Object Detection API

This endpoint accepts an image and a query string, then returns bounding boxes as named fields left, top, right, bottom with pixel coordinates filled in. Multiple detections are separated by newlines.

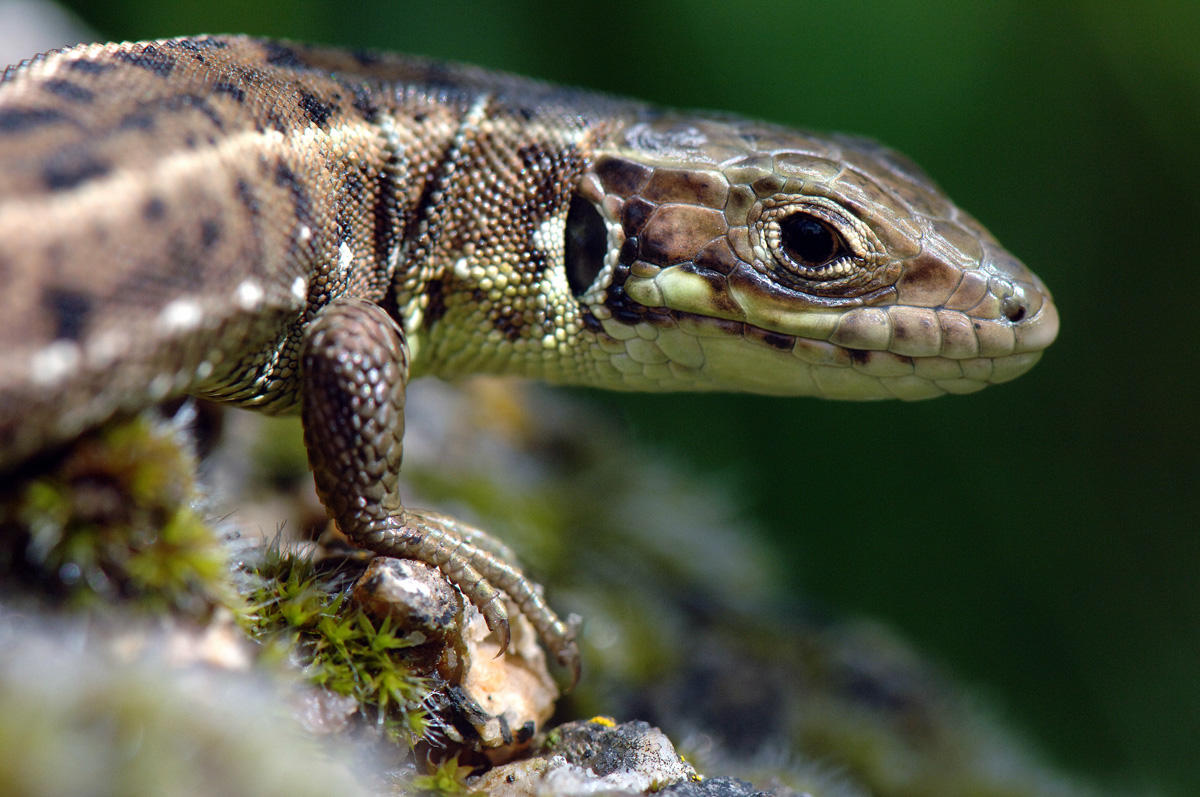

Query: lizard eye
left=778, top=212, right=842, bottom=268
left=758, top=196, right=883, bottom=294
left=564, top=194, right=607, bottom=297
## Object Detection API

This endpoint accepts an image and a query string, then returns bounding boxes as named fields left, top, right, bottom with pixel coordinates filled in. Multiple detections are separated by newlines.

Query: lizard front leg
left=299, top=298, right=579, bottom=682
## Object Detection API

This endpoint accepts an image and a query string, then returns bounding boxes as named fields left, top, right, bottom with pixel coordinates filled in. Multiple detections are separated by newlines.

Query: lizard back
left=0, top=35, right=627, bottom=464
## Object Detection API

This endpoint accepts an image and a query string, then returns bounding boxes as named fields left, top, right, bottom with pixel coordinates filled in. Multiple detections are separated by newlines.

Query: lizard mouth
left=619, top=257, right=1057, bottom=355
left=591, top=255, right=1058, bottom=400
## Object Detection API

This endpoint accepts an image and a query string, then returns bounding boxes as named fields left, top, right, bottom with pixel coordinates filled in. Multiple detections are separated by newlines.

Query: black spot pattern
left=235, top=178, right=260, bottom=215
left=200, top=219, right=222, bottom=249
left=43, top=156, right=110, bottom=190
left=65, top=59, right=112, bottom=75
left=118, top=111, right=155, bottom=131
left=114, top=46, right=177, bottom=77
left=344, top=80, right=379, bottom=122
left=512, top=143, right=584, bottom=279
left=403, top=179, right=439, bottom=245
left=264, top=107, right=289, bottom=134
left=336, top=166, right=366, bottom=247
left=43, top=79, right=94, bottom=103
left=170, top=38, right=227, bottom=59
left=372, top=153, right=401, bottom=271
left=422, top=277, right=447, bottom=330
left=617, top=237, right=638, bottom=266
left=577, top=305, right=603, bottom=333
left=0, top=107, right=69, bottom=133
left=163, top=94, right=225, bottom=132
left=274, top=160, right=316, bottom=246
left=494, top=310, right=525, bottom=341
left=298, top=91, right=334, bottom=127
left=603, top=259, right=646, bottom=325
left=758, top=331, right=793, bottom=351
left=213, top=80, right=246, bottom=103
left=142, top=196, right=167, bottom=220
left=262, top=42, right=306, bottom=70
left=43, top=288, right=93, bottom=341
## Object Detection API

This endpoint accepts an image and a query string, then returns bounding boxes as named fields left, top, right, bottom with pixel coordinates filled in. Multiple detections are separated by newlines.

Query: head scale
left=561, top=114, right=1058, bottom=399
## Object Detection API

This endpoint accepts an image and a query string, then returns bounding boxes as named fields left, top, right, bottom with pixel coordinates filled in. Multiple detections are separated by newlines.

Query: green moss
left=0, top=415, right=233, bottom=617
left=2, top=413, right=440, bottom=754
left=410, top=756, right=481, bottom=796
left=240, top=546, right=432, bottom=745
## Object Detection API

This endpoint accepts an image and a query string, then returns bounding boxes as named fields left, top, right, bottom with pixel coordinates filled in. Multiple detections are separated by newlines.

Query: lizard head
left=564, top=114, right=1058, bottom=399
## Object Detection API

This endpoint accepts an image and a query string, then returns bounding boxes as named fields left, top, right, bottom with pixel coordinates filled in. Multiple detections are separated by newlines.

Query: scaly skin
left=0, top=36, right=1057, bottom=681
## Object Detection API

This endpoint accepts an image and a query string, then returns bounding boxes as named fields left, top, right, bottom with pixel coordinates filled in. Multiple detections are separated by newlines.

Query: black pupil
left=564, top=194, right=607, bottom=297
left=779, top=214, right=838, bottom=267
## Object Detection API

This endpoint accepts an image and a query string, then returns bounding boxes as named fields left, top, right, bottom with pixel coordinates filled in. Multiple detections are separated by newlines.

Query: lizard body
left=0, top=36, right=1058, bottom=677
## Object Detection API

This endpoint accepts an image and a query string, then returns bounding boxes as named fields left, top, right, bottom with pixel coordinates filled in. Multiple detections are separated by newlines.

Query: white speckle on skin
left=298, top=224, right=312, bottom=242
left=235, top=280, right=264, bottom=310
left=533, top=216, right=559, bottom=255
left=453, top=257, right=470, bottom=280
left=159, top=298, right=203, bottom=331
left=195, top=360, right=214, bottom=380
left=291, top=276, right=308, bottom=300
left=147, top=373, right=171, bottom=400
left=30, top=341, right=81, bottom=386
left=338, top=241, right=354, bottom=276
left=85, top=329, right=128, bottom=367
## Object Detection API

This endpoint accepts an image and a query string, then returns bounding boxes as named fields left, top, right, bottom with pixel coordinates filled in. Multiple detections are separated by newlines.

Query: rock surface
left=473, top=719, right=698, bottom=796
left=352, top=556, right=558, bottom=759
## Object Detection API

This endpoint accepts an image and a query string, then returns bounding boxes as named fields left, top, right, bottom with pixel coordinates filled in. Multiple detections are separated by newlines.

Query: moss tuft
left=410, top=756, right=481, bottom=796
left=0, top=415, right=233, bottom=617
left=240, top=545, right=432, bottom=745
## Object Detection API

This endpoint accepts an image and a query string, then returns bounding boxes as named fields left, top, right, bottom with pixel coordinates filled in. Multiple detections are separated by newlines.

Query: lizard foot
left=300, top=298, right=580, bottom=687
left=356, top=507, right=581, bottom=688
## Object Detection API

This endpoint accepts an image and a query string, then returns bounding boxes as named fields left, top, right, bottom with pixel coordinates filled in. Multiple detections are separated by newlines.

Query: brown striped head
left=564, top=114, right=1058, bottom=398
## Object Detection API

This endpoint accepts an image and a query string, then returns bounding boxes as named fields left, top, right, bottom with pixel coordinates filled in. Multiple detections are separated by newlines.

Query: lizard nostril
left=1001, top=294, right=1027, bottom=324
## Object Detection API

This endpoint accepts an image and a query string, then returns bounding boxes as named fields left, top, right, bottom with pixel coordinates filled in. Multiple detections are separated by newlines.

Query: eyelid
left=759, top=195, right=879, bottom=261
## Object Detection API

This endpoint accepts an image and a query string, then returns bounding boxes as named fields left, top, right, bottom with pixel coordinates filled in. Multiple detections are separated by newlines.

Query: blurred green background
left=16, top=1, right=1199, bottom=793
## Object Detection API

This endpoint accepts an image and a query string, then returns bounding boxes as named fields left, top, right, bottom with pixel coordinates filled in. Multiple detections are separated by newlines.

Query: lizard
left=0, top=35, right=1059, bottom=681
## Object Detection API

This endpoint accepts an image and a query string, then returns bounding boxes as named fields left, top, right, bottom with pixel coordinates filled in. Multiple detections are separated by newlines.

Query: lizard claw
left=473, top=575, right=579, bottom=690
left=477, top=591, right=511, bottom=656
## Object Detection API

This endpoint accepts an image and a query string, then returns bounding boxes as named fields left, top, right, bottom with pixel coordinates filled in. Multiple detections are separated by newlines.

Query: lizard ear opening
left=564, top=194, right=607, bottom=297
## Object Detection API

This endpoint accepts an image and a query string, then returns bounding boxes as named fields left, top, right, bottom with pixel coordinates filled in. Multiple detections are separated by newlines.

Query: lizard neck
left=390, top=94, right=629, bottom=386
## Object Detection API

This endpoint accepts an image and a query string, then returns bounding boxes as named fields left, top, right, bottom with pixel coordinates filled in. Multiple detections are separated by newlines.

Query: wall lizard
left=0, top=36, right=1058, bottom=680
